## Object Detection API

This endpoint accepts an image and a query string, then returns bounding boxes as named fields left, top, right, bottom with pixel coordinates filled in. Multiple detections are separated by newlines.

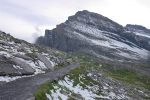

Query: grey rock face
left=10, top=57, right=35, bottom=75
left=125, top=24, right=150, bottom=34
left=67, top=10, right=124, bottom=33
left=36, top=53, right=54, bottom=70
left=0, top=55, right=19, bottom=76
left=0, top=55, right=34, bottom=76
left=36, top=10, right=150, bottom=63
left=124, top=24, right=150, bottom=51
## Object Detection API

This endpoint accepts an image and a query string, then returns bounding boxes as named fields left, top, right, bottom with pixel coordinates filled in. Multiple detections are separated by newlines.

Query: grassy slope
left=107, top=69, right=150, bottom=90
left=34, top=54, right=150, bottom=100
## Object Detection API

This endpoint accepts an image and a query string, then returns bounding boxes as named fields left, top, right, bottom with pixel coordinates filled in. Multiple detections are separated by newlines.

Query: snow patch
left=134, top=32, right=150, bottom=38
left=13, top=65, right=23, bottom=70
left=47, top=76, right=129, bottom=100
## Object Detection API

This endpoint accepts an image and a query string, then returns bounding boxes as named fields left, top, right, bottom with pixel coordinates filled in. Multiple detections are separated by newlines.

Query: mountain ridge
left=36, top=10, right=150, bottom=63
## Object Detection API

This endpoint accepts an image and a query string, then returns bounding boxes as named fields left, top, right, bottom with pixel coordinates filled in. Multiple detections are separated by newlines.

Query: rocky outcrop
left=123, top=24, right=150, bottom=51
left=0, top=55, right=35, bottom=76
left=0, top=55, right=19, bottom=76
left=0, top=30, right=69, bottom=78
left=37, top=53, right=54, bottom=70
left=125, top=24, right=150, bottom=34
left=10, top=57, right=35, bottom=75
left=36, top=10, right=150, bottom=63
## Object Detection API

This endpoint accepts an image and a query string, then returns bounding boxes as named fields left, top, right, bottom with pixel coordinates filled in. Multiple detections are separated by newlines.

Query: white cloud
left=0, top=0, right=150, bottom=43
left=0, top=12, right=36, bottom=42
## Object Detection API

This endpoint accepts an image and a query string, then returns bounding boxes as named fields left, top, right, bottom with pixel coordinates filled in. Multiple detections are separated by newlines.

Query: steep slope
left=0, top=31, right=72, bottom=83
left=36, top=10, right=150, bottom=63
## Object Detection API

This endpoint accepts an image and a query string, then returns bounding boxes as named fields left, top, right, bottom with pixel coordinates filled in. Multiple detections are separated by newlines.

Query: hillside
left=0, top=30, right=74, bottom=83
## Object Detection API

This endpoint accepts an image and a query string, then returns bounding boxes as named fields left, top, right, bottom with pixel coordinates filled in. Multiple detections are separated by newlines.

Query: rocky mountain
left=37, top=10, right=150, bottom=63
left=0, top=30, right=72, bottom=83
left=0, top=10, right=150, bottom=100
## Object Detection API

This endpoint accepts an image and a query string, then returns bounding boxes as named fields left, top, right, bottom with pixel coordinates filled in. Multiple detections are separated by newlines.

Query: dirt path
left=0, top=63, right=80, bottom=100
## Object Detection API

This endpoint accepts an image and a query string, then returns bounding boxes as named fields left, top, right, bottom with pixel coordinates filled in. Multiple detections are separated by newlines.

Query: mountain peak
left=66, top=10, right=124, bottom=33
left=126, top=24, right=147, bottom=30
left=125, top=24, right=150, bottom=34
left=74, top=10, right=104, bottom=17
left=75, top=10, right=90, bottom=15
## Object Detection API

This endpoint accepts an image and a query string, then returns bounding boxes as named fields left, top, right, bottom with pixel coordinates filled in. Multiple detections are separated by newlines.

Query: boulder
left=10, top=57, right=35, bottom=75
left=36, top=53, right=54, bottom=70
left=0, top=55, right=21, bottom=76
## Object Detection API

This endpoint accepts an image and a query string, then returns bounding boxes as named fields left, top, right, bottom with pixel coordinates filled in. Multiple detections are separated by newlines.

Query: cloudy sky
left=0, top=0, right=150, bottom=43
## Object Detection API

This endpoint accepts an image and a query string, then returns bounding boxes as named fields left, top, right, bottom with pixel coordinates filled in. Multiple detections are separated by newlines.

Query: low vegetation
left=34, top=81, right=56, bottom=100
left=34, top=54, right=150, bottom=100
left=107, top=69, right=150, bottom=90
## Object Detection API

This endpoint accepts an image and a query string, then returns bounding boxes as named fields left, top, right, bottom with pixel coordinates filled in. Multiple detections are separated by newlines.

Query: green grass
left=78, top=54, right=150, bottom=90
left=142, top=96, right=150, bottom=100
left=34, top=82, right=55, bottom=100
left=25, top=53, right=37, bottom=59
left=139, top=64, right=150, bottom=68
left=54, top=62, right=70, bottom=70
left=107, top=69, right=150, bottom=90
left=67, top=66, right=99, bottom=88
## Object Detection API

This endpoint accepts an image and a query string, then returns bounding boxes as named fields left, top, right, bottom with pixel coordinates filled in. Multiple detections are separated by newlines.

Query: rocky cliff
left=36, top=10, right=150, bottom=63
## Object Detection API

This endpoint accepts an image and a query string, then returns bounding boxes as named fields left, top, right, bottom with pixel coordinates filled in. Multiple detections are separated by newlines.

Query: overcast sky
left=0, top=0, right=150, bottom=43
